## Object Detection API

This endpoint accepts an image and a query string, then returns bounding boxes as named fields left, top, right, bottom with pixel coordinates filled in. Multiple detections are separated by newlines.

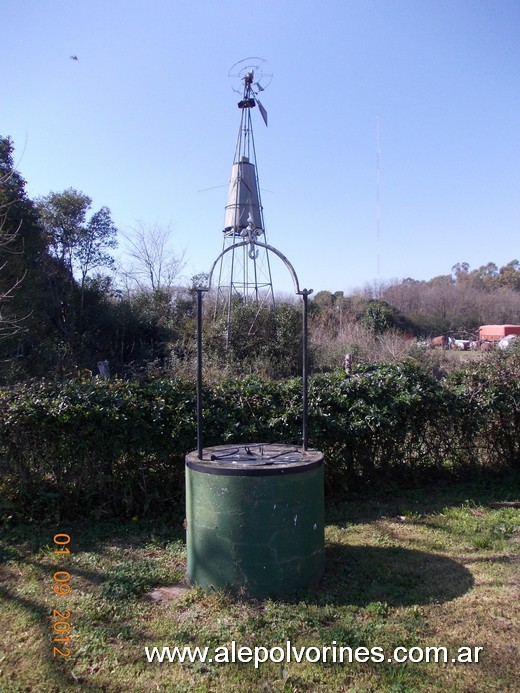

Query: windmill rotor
left=229, top=57, right=272, bottom=126
left=228, top=57, right=273, bottom=92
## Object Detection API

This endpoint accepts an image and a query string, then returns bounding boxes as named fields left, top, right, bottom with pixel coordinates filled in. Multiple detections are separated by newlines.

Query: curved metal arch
left=195, top=239, right=312, bottom=456
left=205, top=240, right=304, bottom=295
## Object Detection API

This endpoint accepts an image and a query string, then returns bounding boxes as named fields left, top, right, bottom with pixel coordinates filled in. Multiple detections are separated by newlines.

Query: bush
left=0, top=353, right=518, bottom=519
left=445, top=352, right=520, bottom=471
left=0, top=377, right=197, bottom=519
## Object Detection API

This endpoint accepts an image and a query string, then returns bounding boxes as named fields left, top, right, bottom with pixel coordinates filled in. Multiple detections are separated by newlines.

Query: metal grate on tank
left=209, top=444, right=304, bottom=465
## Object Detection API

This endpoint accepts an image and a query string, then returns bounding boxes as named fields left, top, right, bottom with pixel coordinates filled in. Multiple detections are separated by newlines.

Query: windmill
left=187, top=61, right=321, bottom=599
left=213, top=58, right=275, bottom=340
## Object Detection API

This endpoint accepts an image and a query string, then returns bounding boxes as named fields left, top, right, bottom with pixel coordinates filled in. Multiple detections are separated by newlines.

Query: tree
left=468, top=262, right=498, bottom=290
left=0, top=137, right=47, bottom=343
left=498, top=260, right=520, bottom=291
left=118, top=221, right=185, bottom=293
left=0, top=181, right=24, bottom=338
left=452, top=262, right=470, bottom=282
left=36, top=189, right=118, bottom=333
left=361, top=300, right=397, bottom=334
left=313, top=290, right=336, bottom=310
left=37, top=189, right=117, bottom=280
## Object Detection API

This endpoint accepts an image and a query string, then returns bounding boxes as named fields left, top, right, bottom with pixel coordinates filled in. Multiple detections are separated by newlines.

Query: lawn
left=1, top=472, right=518, bottom=692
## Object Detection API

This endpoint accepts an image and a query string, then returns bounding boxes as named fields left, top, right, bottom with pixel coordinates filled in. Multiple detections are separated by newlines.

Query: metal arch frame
left=195, top=240, right=312, bottom=459
left=204, top=240, right=305, bottom=296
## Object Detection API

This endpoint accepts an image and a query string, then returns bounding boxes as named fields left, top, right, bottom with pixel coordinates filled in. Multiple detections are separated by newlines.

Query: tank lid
left=215, top=443, right=307, bottom=464
left=186, top=443, right=323, bottom=476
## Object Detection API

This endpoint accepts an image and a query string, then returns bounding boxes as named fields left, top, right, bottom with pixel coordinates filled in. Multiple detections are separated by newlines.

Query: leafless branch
left=118, top=221, right=186, bottom=294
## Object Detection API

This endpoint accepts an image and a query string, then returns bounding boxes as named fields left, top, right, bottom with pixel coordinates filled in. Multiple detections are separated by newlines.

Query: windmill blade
left=256, top=98, right=268, bottom=126
left=254, top=82, right=265, bottom=91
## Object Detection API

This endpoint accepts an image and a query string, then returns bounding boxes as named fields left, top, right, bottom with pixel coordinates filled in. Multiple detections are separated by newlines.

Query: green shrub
left=0, top=377, right=196, bottom=518
left=0, top=353, right=518, bottom=519
left=446, top=351, right=520, bottom=471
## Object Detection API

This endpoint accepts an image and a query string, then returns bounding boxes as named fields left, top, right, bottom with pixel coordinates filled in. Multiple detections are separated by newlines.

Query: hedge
left=0, top=354, right=518, bottom=518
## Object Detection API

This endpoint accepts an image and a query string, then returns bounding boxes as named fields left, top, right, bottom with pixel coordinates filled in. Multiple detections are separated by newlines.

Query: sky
left=2, top=0, right=520, bottom=296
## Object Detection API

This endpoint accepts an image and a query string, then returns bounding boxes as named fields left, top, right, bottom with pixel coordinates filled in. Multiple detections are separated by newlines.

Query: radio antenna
left=376, top=114, right=381, bottom=280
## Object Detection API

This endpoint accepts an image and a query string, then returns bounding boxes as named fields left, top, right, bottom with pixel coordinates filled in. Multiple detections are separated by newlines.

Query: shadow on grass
left=325, top=469, right=520, bottom=526
left=317, top=543, right=473, bottom=607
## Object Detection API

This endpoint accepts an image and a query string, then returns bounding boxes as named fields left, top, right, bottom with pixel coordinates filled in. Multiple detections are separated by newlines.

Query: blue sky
left=2, top=0, right=519, bottom=295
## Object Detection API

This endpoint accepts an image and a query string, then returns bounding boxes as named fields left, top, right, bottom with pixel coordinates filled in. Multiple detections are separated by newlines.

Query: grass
left=0, top=472, right=518, bottom=692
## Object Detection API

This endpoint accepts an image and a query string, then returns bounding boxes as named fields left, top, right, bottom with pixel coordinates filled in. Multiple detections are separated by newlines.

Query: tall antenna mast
left=214, top=58, right=275, bottom=339
left=376, top=114, right=381, bottom=281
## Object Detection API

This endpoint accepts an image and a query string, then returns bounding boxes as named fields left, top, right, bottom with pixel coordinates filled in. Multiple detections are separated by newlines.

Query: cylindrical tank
left=223, top=158, right=263, bottom=236
left=185, top=443, right=324, bottom=598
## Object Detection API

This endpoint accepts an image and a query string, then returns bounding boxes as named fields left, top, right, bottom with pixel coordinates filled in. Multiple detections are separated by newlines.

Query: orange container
left=479, top=325, right=520, bottom=342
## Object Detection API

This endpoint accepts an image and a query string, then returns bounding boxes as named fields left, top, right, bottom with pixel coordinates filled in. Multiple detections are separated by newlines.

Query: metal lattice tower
left=214, top=59, right=275, bottom=332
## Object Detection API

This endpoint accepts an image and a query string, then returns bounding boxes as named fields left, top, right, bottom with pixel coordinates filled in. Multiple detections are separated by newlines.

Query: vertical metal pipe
left=302, top=290, right=309, bottom=450
left=196, top=288, right=204, bottom=459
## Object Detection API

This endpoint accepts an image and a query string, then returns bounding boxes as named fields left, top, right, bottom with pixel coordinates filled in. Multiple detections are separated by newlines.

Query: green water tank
left=185, top=443, right=324, bottom=598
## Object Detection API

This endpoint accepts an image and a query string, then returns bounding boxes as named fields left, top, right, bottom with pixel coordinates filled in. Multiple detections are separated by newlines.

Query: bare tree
left=0, top=187, right=28, bottom=339
left=118, top=221, right=186, bottom=293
